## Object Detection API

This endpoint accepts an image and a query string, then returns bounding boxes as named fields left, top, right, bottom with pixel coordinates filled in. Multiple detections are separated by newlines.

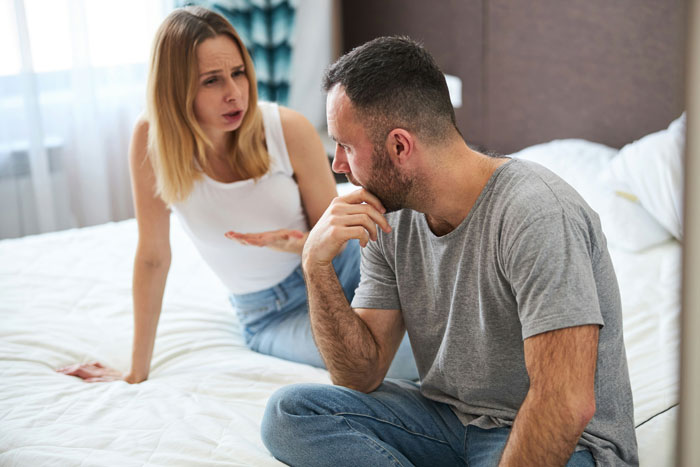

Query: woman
left=58, top=6, right=416, bottom=383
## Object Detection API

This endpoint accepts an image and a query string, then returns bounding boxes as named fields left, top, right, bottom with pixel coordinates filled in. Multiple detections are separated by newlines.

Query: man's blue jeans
left=261, top=379, right=595, bottom=466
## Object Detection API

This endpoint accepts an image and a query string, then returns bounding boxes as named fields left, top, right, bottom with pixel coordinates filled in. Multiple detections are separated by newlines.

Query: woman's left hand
left=56, top=361, right=127, bottom=383
left=225, top=229, right=308, bottom=254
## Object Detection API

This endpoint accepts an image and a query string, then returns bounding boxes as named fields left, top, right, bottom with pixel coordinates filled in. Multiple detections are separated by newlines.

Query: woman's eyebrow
left=199, top=64, right=245, bottom=78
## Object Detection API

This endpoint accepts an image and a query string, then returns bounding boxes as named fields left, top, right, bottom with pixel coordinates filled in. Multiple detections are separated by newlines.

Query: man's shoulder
left=493, top=159, right=593, bottom=221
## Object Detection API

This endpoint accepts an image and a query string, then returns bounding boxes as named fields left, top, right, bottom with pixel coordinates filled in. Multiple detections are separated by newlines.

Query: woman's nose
left=225, top=78, right=241, bottom=102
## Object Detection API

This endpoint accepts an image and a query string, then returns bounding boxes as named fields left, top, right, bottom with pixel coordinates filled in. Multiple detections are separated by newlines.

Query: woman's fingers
left=225, top=229, right=305, bottom=247
left=56, top=364, right=79, bottom=374
left=56, top=362, right=120, bottom=381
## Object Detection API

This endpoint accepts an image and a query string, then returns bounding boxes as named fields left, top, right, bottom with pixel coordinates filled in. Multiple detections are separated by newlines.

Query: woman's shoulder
left=277, top=105, right=317, bottom=145
left=133, top=112, right=150, bottom=138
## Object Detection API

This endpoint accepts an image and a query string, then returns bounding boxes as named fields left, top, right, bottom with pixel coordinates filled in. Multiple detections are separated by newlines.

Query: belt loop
left=273, top=284, right=287, bottom=310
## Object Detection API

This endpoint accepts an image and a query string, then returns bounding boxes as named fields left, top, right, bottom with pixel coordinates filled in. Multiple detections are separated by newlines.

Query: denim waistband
left=228, top=239, right=359, bottom=308
left=229, top=264, right=305, bottom=307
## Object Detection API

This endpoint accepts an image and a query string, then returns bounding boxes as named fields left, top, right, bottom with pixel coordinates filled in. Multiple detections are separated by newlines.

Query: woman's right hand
left=56, top=361, right=141, bottom=383
left=225, top=229, right=307, bottom=254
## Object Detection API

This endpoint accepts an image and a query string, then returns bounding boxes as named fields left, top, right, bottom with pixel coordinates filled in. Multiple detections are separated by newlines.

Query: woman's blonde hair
left=146, top=6, right=269, bottom=204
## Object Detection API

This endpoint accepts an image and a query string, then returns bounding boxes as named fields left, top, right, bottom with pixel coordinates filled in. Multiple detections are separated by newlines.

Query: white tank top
left=171, top=102, right=308, bottom=294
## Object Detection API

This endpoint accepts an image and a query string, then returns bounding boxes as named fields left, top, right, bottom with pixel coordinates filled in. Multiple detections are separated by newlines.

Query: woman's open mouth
left=223, top=110, right=243, bottom=123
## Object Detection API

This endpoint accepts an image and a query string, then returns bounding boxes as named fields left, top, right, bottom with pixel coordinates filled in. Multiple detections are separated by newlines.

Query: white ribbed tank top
left=171, top=102, right=308, bottom=294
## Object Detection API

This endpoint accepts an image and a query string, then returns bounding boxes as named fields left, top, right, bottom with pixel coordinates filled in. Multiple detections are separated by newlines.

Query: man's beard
left=346, top=145, right=413, bottom=213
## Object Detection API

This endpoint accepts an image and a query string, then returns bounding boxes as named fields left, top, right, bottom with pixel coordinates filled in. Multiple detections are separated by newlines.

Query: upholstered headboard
left=341, top=0, right=686, bottom=154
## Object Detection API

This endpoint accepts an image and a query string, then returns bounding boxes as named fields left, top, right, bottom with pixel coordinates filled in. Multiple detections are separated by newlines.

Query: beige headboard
left=341, top=0, right=686, bottom=154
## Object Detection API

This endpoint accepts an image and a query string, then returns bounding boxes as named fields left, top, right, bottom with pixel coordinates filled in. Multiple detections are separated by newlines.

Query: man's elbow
left=328, top=364, right=385, bottom=394
left=571, top=393, right=596, bottom=432
left=331, top=379, right=380, bottom=394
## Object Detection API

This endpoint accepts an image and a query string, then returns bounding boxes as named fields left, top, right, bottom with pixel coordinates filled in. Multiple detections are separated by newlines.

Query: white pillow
left=595, top=188, right=672, bottom=251
left=512, top=139, right=672, bottom=252
left=602, top=113, right=686, bottom=240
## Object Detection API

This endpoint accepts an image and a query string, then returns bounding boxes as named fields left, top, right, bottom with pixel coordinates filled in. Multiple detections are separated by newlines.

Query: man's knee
left=261, top=383, right=330, bottom=456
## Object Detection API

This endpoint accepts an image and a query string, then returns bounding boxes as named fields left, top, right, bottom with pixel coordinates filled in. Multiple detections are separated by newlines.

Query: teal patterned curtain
left=180, top=0, right=295, bottom=104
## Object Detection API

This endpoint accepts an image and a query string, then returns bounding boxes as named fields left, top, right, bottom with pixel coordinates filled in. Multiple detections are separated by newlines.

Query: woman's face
left=193, top=35, right=250, bottom=139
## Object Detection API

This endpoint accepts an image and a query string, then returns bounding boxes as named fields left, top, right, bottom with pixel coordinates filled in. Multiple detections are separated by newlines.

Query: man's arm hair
left=303, top=261, right=404, bottom=392
left=499, top=324, right=599, bottom=466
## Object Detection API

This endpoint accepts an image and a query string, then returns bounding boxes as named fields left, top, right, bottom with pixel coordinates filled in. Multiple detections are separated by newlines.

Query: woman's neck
left=199, top=131, right=242, bottom=183
left=207, top=130, right=230, bottom=159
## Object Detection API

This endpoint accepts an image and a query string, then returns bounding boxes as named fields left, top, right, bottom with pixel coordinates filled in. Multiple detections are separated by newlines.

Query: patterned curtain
left=180, top=0, right=296, bottom=104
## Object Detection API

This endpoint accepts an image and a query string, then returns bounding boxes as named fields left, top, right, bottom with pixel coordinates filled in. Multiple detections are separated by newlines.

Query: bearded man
left=261, top=36, right=638, bottom=467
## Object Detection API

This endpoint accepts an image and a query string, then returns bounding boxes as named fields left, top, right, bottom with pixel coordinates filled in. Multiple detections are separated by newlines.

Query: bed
left=0, top=110, right=684, bottom=465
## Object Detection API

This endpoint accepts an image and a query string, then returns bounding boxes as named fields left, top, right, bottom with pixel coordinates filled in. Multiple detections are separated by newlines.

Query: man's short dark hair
left=323, top=36, right=458, bottom=147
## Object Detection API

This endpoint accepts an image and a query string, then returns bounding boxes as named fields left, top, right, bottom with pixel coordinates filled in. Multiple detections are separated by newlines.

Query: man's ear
left=386, top=129, right=414, bottom=165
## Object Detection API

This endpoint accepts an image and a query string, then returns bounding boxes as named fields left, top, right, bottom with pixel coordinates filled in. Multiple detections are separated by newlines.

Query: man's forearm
left=303, top=261, right=381, bottom=391
left=499, top=392, right=592, bottom=466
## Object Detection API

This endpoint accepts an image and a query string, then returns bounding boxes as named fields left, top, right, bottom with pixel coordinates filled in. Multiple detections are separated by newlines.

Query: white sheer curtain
left=0, top=0, right=173, bottom=239
left=0, top=0, right=335, bottom=239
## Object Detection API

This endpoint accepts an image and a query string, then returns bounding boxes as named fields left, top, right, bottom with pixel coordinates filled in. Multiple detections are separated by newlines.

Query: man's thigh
left=262, top=379, right=467, bottom=466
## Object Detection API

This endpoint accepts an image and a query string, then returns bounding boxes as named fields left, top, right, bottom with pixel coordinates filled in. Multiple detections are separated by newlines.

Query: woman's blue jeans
left=261, top=379, right=595, bottom=467
left=229, top=240, right=418, bottom=380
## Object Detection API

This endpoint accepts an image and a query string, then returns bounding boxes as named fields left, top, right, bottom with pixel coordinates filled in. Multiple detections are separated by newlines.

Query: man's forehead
left=326, top=85, right=356, bottom=136
left=326, top=84, right=351, bottom=116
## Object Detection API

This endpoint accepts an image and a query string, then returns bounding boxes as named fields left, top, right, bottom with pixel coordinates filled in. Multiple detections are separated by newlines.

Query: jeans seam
left=341, top=417, right=406, bottom=467
left=335, top=412, right=452, bottom=446
left=463, top=427, right=469, bottom=467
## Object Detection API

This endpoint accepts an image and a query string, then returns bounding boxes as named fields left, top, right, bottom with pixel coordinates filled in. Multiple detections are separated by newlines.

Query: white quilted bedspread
left=0, top=219, right=330, bottom=466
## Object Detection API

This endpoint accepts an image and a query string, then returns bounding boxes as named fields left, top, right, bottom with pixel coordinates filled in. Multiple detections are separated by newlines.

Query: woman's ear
left=386, top=129, right=414, bottom=165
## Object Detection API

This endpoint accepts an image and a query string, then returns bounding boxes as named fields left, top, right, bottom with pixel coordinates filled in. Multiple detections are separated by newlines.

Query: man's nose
left=331, top=145, right=348, bottom=173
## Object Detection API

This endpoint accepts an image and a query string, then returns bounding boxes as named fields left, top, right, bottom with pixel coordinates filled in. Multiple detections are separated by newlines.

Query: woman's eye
left=233, top=70, right=245, bottom=77
left=204, top=77, right=217, bottom=85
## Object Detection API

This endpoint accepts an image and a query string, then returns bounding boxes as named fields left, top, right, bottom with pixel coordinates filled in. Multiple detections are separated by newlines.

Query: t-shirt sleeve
left=504, top=211, right=605, bottom=339
left=350, top=237, right=402, bottom=310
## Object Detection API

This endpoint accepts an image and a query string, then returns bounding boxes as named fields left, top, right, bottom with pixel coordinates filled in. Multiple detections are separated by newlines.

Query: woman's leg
left=250, top=299, right=418, bottom=379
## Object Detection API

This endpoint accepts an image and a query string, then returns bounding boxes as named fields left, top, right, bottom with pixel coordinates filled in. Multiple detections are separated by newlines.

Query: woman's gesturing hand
left=302, top=189, right=391, bottom=268
left=225, top=229, right=307, bottom=254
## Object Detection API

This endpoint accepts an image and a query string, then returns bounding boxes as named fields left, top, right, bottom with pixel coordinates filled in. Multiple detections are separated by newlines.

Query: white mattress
left=0, top=143, right=680, bottom=465
left=0, top=219, right=329, bottom=466
left=613, top=240, right=680, bottom=466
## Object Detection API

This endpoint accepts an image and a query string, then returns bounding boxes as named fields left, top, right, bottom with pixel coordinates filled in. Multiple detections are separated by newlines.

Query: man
left=261, top=36, right=638, bottom=466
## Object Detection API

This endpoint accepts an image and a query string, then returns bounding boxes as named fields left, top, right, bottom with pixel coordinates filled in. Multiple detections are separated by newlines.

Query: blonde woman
left=58, top=6, right=416, bottom=383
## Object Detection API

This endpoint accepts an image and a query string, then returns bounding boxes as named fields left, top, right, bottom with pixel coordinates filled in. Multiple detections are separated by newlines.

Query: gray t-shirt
left=352, top=159, right=638, bottom=465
